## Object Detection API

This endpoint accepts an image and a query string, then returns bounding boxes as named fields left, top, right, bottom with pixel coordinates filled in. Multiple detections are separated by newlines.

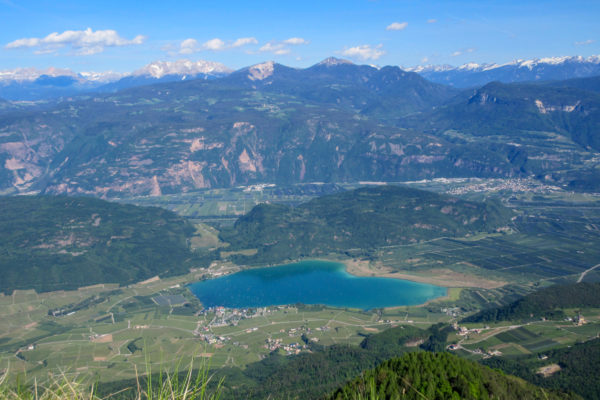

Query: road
left=577, top=263, right=600, bottom=283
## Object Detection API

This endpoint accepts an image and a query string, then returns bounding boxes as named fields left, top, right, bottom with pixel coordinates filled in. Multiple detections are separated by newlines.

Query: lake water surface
left=188, top=260, right=446, bottom=309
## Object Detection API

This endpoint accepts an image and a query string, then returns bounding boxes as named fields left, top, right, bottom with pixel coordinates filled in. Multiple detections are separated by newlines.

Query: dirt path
left=577, top=263, right=600, bottom=283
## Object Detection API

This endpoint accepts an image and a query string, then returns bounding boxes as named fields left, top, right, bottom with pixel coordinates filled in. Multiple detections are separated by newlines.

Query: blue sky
left=0, top=0, right=598, bottom=72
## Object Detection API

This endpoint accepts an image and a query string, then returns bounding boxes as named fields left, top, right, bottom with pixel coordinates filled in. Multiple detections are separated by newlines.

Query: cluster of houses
left=199, top=306, right=260, bottom=327
left=197, top=333, right=230, bottom=346
left=446, top=178, right=562, bottom=196
left=453, top=322, right=484, bottom=336
left=199, top=305, right=297, bottom=328
left=264, top=338, right=306, bottom=355
left=567, top=313, right=587, bottom=326
left=441, top=307, right=462, bottom=318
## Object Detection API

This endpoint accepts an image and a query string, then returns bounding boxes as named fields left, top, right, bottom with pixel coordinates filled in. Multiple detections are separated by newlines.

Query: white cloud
left=258, top=37, right=308, bottom=55
left=178, top=37, right=258, bottom=54
left=203, top=38, right=226, bottom=51
left=341, top=44, right=385, bottom=61
left=259, top=42, right=290, bottom=55
left=283, top=37, right=309, bottom=45
left=427, top=19, right=437, bottom=24
left=421, top=57, right=429, bottom=63
left=574, top=39, right=595, bottom=46
left=386, top=22, right=408, bottom=31
left=451, top=48, right=475, bottom=57
left=179, top=38, right=200, bottom=55
left=232, top=37, right=258, bottom=47
left=5, top=28, right=145, bottom=55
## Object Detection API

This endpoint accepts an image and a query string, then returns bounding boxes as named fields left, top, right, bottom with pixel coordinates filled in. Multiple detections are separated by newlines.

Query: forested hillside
left=483, top=338, right=600, bottom=400
left=219, top=185, right=513, bottom=264
left=0, top=195, right=196, bottom=293
left=329, top=352, right=577, bottom=400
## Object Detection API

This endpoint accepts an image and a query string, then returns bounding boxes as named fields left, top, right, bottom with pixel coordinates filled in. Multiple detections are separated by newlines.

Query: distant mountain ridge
left=0, top=57, right=469, bottom=196
left=408, top=55, right=600, bottom=87
left=0, top=59, right=599, bottom=196
left=96, top=59, right=233, bottom=93
left=221, top=58, right=457, bottom=118
left=0, top=59, right=233, bottom=100
left=3, top=54, right=600, bottom=100
left=412, top=78, right=600, bottom=151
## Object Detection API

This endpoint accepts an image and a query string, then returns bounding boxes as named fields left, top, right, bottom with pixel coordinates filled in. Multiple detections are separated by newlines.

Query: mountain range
left=407, top=55, right=600, bottom=88
left=0, top=60, right=232, bottom=100
left=2, top=54, right=599, bottom=101
left=0, top=57, right=599, bottom=196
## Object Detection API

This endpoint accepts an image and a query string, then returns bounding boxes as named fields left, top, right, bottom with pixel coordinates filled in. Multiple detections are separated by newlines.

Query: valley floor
left=1, top=180, right=600, bottom=394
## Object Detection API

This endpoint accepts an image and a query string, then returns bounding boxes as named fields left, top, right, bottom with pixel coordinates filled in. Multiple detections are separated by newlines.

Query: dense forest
left=329, top=352, right=578, bottom=400
left=219, top=185, right=512, bottom=264
left=462, top=282, right=600, bottom=323
left=0, top=196, right=197, bottom=293
left=483, top=338, right=600, bottom=400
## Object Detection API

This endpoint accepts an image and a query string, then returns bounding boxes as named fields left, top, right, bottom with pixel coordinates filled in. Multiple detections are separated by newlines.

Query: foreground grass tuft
left=0, top=358, right=223, bottom=400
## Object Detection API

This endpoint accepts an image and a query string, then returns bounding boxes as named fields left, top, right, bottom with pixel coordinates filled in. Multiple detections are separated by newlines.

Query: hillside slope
left=1, top=61, right=599, bottom=197
left=329, top=352, right=577, bottom=400
left=2, top=61, right=589, bottom=197
left=462, top=282, right=600, bottom=323
left=419, top=81, right=600, bottom=151
left=219, top=185, right=513, bottom=264
left=0, top=196, right=196, bottom=293
left=483, top=338, right=600, bottom=400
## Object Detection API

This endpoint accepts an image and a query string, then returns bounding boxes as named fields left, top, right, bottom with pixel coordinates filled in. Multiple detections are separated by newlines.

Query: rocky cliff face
left=0, top=61, right=598, bottom=197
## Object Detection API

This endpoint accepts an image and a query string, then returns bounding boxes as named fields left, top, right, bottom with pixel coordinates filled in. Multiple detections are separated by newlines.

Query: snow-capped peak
left=404, top=64, right=454, bottom=73
left=79, top=70, right=126, bottom=83
left=457, top=62, right=483, bottom=71
left=133, top=59, right=233, bottom=79
left=0, top=67, right=79, bottom=82
left=408, top=55, right=600, bottom=74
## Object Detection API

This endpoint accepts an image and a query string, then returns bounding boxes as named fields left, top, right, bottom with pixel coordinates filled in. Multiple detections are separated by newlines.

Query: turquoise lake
left=188, top=260, right=447, bottom=310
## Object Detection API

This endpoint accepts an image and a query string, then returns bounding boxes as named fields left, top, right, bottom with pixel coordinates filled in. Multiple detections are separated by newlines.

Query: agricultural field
left=0, top=267, right=454, bottom=384
left=451, top=311, right=600, bottom=360
left=1, top=180, right=599, bottom=387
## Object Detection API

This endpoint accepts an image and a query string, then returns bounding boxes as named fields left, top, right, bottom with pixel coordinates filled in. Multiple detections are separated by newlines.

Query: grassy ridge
left=0, top=196, right=197, bottom=294
left=219, top=185, right=513, bottom=264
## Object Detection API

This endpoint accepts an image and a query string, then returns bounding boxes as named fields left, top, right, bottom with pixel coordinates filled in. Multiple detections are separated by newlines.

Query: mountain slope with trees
left=219, top=185, right=513, bottom=264
left=0, top=195, right=197, bottom=293
left=1, top=59, right=598, bottom=197
left=329, top=352, right=577, bottom=400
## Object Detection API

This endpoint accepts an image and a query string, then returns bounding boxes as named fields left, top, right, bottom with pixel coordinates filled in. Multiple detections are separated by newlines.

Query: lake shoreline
left=341, top=258, right=504, bottom=290
left=190, top=260, right=447, bottom=310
